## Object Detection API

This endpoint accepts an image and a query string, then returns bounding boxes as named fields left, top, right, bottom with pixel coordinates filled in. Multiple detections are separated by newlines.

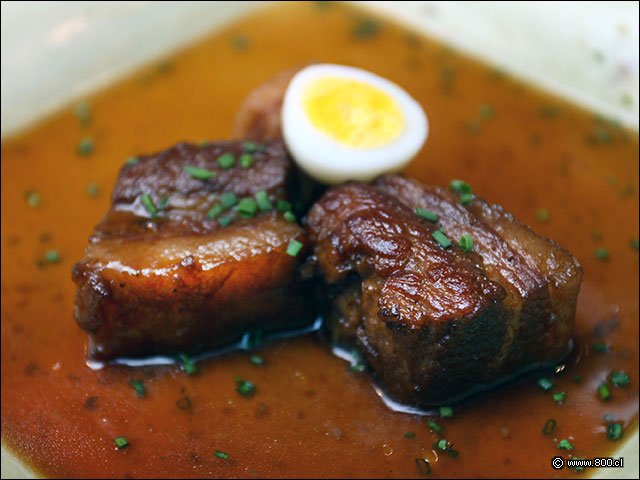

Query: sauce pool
left=1, top=2, right=638, bottom=478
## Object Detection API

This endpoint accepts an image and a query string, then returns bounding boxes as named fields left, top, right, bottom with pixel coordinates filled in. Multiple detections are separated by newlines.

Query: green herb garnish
left=592, top=343, right=610, bottom=353
left=242, top=141, right=265, bottom=153
left=435, top=439, right=449, bottom=451
left=73, top=102, right=91, bottom=126
left=125, top=156, right=139, bottom=166
left=217, top=153, right=235, bottom=169
left=183, top=165, right=216, bottom=180
left=129, top=380, right=146, bottom=397
left=427, top=420, right=443, bottom=434
left=432, top=230, right=451, bottom=249
left=214, top=450, right=229, bottom=459
left=542, top=418, right=556, bottom=435
left=553, top=392, right=566, bottom=403
left=85, top=182, right=100, bottom=197
left=415, top=207, right=438, bottom=222
left=558, top=439, right=574, bottom=450
left=439, top=406, right=453, bottom=418
left=459, top=234, right=473, bottom=252
left=177, top=354, right=198, bottom=374
left=277, top=200, right=293, bottom=212
left=459, top=192, right=473, bottom=206
left=611, top=371, right=629, bottom=388
left=450, top=179, right=472, bottom=194
left=239, top=153, right=253, bottom=168
left=249, top=355, right=264, bottom=366
left=286, top=239, right=303, bottom=257
left=77, top=136, right=95, bottom=156
left=255, top=190, right=272, bottom=211
left=218, top=216, right=233, bottom=227
left=114, top=436, right=129, bottom=449
left=631, top=237, right=639, bottom=251
left=26, top=191, right=42, bottom=208
left=598, top=382, right=611, bottom=401
left=207, top=204, right=225, bottom=219
left=537, top=377, right=554, bottom=391
left=478, top=103, right=494, bottom=119
left=140, top=194, right=158, bottom=218
left=594, top=247, right=610, bottom=260
left=44, top=250, right=61, bottom=264
left=607, top=422, right=623, bottom=440
left=573, top=374, right=581, bottom=383
left=231, top=34, right=250, bottom=51
left=353, top=17, right=381, bottom=39
left=536, top=208, right=549, bottom=222
left=404, top=431, right=416, bottom=439
left=283, top=211, right=296, bottom=223
left=237, top=198, right=258, bottom=218
left=235, top=377, right=256, bottom=397
left=220, top=192, right=239, bottom=208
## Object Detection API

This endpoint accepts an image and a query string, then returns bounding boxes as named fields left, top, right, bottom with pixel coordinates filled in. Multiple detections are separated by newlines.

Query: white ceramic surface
left=1, top=1, right=638, bottom=478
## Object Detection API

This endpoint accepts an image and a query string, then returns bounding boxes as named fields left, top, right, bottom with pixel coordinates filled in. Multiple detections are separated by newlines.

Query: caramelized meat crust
left=306, top=182, right=510, bottom=405
left=72, top=140, right=312, bottom=360
left=307, top=179, right=582, bottom=406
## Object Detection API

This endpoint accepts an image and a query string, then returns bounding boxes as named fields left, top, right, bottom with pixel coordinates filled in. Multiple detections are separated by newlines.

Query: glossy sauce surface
left=1, top=2, right=638, bottom=478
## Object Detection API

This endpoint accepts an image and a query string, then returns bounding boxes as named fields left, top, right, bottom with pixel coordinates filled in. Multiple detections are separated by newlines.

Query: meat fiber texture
left=306, top=179, right=582, bottom=406
left=72, top=140, right=312, bottom=361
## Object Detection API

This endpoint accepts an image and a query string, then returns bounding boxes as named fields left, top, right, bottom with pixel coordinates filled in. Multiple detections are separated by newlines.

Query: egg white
left=281, top=64, right=428, bottom=184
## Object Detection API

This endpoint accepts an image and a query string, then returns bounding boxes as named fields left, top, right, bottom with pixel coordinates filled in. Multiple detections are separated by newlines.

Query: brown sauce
left=1, top=2, right=638, bottom=478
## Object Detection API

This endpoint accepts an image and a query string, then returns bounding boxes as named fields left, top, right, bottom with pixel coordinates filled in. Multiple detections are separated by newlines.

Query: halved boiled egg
left=281, top=64, right=428, bottom=184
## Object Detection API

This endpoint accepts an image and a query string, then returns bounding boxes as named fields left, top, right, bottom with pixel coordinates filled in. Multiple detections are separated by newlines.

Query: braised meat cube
left=72, top=140, right=312, bottom=361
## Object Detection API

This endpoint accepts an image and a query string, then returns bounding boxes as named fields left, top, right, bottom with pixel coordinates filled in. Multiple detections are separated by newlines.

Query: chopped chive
left=217, top=153, right=235, bottom=169
left=352, top=17, right=381, bottom=39
left=347, top=364, right=366, bottom=372
left=464, top=120, right=482, bottom=134
left=85, top=182, right=100, bottom=197
left=176, top=396, right=191, bottom=410
left=44, top=249, right=61, bottom=264
left=286, top=239, right=303, bottom=257
left=231, top=34, right=250, bottom=51
left=594, top=247, right=610, bottom=260
left=592, top=342, right=610, bottom=353
left=177, top=354, right=198, bottom=374
left=283, top=211, right=296, bottom=223
left=239, top=153, right=253, bottom=168
left=427, top=420, right=443, bottom=433
left=553, top=392, right=566, bottom=403
left=439, top=406, right=453, bottom=417
left=125, top=156, right=139, bottom=166
left=415, top=207, right=438, bottom=222
left=157, top=197, right=169, bottom=210
left=220, top=192, right=238, bottom=208
left=347, top=349, right=367, bottom=372
left=183, top=165, right=216, bottom=180
left=607, top=422, right=623, bottom=440
left=199, top=140, right=210, bottom=148
left=114, top=436, right=129, bottom=449
left=255, top=190, right=272, bottom=211
left=598, top=382, right=611, bottom=401
left=540, top=105, right=560, bottom=118
left=249, top=355, right=264, bottom=366
left=140, top=194, right=158, bottom=218
left=129, top=380, right=146, bottom=397
left=557, top=439, right=574, bottom=450
left=537, top=377, right=554, bottom=391
left=26, top=191, right=42, bottom=208
left=573, top=374, right=581, bottom=383
left=218, top=216, right=233, bottom=227
left=459, top=192, right=473, bottom=206
left=73, top=102, right=91, bottom=126
left=459, top=234, right=473, bottom=252
left=440, top=65, right=455, bottom=93
left=77, top=136, right=95, bottom=156
left=277, top=200, right=293, bottom=212
left=415, top=458, right=431, bottom=476
left=214, top=450, right=229, bottom=459
left=478, top=103, right=494, bottom=119
left=242, top=141, right=265, bottom=153
left=156, top=59, right=173, bottom=73
left=450, top=179, right=472, bottom=194
left=237, top=198, right=258, bottom=217
left=542, top=418, right=556, bottom=435
left=631, top=237, right=639, bottom=251
left=404, top=431, right=416, bottom=439
left=536, top=208, right=549, bottom=222
left=235, top=377, right=256, bottom=397
left=434, top=439, right=449, bottom=451
left=207, top=204, right=224, bottom=219
left=592, top=228, right=602, bottom=240
left=245, top=329, right=264, bottom=349
left=432, top=230, right=451, bottom=248
left=610, top=371, right=629, bottom=388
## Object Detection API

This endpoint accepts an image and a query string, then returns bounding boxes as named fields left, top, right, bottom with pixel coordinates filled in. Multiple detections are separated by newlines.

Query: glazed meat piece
left=306, top=180, right=582, bottom=406
left=307, top=182, right=510, bottom=406
left=376, top=175, right=583, bottom=370
left=72, top=140, right=311, bottom=361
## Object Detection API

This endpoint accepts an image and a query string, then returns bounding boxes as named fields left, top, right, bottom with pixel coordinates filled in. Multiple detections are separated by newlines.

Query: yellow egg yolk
left=302, top=77, right=404, bottom=149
